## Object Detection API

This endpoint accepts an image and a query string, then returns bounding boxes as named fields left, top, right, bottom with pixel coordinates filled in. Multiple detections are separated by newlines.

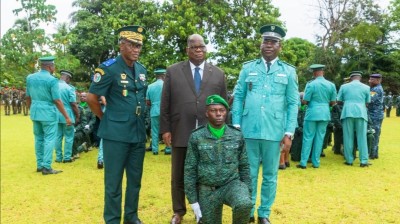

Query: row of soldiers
left=1, top=86, right=29, bottom=115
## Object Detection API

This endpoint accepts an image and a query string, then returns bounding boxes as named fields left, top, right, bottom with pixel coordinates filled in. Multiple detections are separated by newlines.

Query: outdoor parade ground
left=1, top=111, right=400, bottom=223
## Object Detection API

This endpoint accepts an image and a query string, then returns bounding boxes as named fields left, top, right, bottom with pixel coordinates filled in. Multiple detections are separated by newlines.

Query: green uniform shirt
left=89, top=55, right=148, bottom=143
left=184, top=124, right=251, bottom=204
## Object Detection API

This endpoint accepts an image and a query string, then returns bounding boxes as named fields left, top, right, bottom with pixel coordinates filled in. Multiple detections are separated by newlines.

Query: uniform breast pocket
left=245, top=76, right=262, bottom=92
left=273, top=76, right=288, bottom=95
left=198, top=144, right=215, bottom=163
left=224, top=144, right=239, bottom=164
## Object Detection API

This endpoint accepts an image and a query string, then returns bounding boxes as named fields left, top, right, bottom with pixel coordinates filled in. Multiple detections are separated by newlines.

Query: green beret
left=260, top=24, right=286, bottom=40
left=206, top=94, right=229, bottom=109
left=39, top=56, right=55, bottom=63
left=60, top=70, right=73, bottom=78
left=349, top=71, right=363, bottom=77
left=154, top=68, right=166, bottom=75
left=117, top=25, right=146, bottom=45
left=309, top=64, right=325, bottom=71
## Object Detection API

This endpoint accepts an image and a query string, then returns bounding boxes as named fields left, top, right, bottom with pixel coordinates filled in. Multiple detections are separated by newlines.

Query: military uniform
left=232, top=24, right=299, bottom=219
left=331, top=104, right=344, bottom=155
left=396, top=95, right=400, bottom=116
left=184, top=124, right=252, bottom=224
left=145, top=69, right=169, bottom=154
left=367, top=74, right=384, bottom=159
left=11, top=88, right=19, bottom=114
left=26, top=56, right=62, bottom=172
left=72, top=105, right=91, bottom=156
left=290, top=103, right=306, bottom=161
left=384, top=92, right=393, bottom=117
left=337, top=71, right=371, bottom=166
left=55, top=76, right=77, bottom=162
left=2, top=87, right=11, bottom=115
left=88, top=25, right=147, bottom=224
left=299, top=65, right=337, bottom=168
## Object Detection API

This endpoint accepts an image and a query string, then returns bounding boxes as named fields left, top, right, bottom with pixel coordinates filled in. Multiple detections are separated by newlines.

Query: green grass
left=1, top=110, right=400, bottom=223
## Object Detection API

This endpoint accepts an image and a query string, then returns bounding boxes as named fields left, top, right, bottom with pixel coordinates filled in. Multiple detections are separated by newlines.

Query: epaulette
left=102, top=58, right=117, bottom=67
left=243, top=59, right=258, bottom=65
left=192, top=125, right=205, bottom=133
left=227, top=124, right=241, bottom=131
left=279, top=60, right=296, bottom=69
left=135, top=61, right=146, bottom=70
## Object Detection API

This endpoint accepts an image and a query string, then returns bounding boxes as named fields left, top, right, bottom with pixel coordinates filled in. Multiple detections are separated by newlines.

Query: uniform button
left=136, top=91, right=138, bottom=93
left=261, top=106, right=264, bottom=109
left=135, top=80, right=138, bottom=82
left=263, top=95, right=266, bottom=98
left=138, top=102, right=141, bottom=104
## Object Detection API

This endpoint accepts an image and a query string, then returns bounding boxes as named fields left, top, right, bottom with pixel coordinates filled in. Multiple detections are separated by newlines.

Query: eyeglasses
left=123, top=41, right=142, bottom=50
left=188, top=45, right=207, bottom=51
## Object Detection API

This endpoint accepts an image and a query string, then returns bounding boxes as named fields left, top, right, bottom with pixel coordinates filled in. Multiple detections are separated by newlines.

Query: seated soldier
left=184, top=95, right=252, bottom=224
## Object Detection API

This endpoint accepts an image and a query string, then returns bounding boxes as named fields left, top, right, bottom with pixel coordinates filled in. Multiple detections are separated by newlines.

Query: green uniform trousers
left=299, top=120, right=329, bottom=167
left=103, top=139, right=145, bottom=224
left=198, top=179, right=252, bottom=224
left=55, top=123, right=75, bottom=161
left=342, top=118, right=369, bottom=164
left=150, top=116, right=160, bottom=153
left=33, top=120, right=58, bottom=169
left=245, top=139, right=280, bottom=218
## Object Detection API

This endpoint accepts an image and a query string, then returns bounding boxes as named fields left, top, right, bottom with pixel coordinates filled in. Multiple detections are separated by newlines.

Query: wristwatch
left=285, top=133, right=294, bottom=140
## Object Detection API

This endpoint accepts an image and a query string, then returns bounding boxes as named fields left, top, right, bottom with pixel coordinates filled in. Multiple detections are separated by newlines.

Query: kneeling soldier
left=184, top=95, right=252, bottom=224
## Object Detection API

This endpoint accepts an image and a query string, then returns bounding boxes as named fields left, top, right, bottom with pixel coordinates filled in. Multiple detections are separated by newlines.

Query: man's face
left=186, top=37, right=207, bottom=66
left=120, top=39, right=142, bottom=63
left=80, top=92, right=87, bottom=102
left=206, top=104, right=227, bottom=128
left=48, top=64, right=56, bottom=74
left=260, top=38, right=281, bottom=62
left=368, top=77, right=380, bottom=87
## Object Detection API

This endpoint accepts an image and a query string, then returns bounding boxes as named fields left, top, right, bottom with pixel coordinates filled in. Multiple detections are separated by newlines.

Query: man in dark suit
left=160, top=34, right=227, bottom=224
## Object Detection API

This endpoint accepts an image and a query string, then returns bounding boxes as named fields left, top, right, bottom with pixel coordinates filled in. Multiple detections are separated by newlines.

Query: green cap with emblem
left=309, top=64, right=325, bottom=71
left=260, top=24, right=286, bottom=40
left=206, top=94, right=229, bottom=109
left=117, top=25, right=146, bottom=45
left=154, top=68, right=166, bottom=75
left=349, top=71, right=363, bottom=77
left=39, top=56, right=55, bottom=64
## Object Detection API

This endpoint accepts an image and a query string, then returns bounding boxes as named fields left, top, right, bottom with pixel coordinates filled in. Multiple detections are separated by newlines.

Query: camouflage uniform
left=368, top=83, right=384, bottom=159
left=290, top=104, right=306, bottom=161
left=184, top=125, right=252, bottom=224
left=395, top=95, right=400, bottom=117
left=384, top=93, right=393, bottom=117
left=2, top=87, right=11, bottom=115
left=72, top=103, right=96, bottom=156
left=21, top=89, right=29, bottom=116
left=11, top=88, right=19, bottom=114
left=331, top=104, right=343, bottom=155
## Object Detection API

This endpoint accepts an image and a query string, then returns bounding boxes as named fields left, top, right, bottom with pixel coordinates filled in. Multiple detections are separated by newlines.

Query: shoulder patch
left=94, top=68, right=105, bottom=76
left=192, top=125, right=205, bottom=133
left=102, top=58, right=117, bottom=67
left=279, top=60, right=296, bottom=69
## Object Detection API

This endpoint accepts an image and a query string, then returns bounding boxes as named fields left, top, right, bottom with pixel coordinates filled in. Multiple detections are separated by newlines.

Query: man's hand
left=281, top=135, right=292, bottom=149
left=162, top=132, right=172, bottom=146
left=66, top=117, right=72, bottom=126
left=190, top=202, right=202, bottom=223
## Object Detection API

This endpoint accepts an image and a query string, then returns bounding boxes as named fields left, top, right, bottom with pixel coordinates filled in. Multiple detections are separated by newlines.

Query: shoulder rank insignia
left=243, top=59, right=257, bottom=65
left=102, top=58, right=117, bottom=67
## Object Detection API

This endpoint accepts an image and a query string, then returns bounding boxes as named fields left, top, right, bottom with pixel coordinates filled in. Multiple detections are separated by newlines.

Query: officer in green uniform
left=337, top=71, right=371, bottom=167
left=54, top=70, right=79, bottom=163
left=232, top=25, right=299, bottom=224
left=145, top=68, right=171, bottom=155
left=185, top=95, right=252, bottom=224
left=26, top=56, right=72, bottom=175
left=87, top=25, right=147, bottom=224
left=297, top=64, right=336, bottom=169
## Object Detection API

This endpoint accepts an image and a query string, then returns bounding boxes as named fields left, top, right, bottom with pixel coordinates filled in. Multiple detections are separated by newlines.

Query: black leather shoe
left=54, top=160, right=62, bottom=163
left=42, top=168, right=62, bottom=175
left=171, top=214, right=182, bottom=224
left=63, top=159, right=74, bottom=163
left=97, top=161, right=104, bottom=169
left=278, top=164, right=286, bottom=170
left=344, top=162, right=353, bottom=166
left=320, top=152, right=326, bottom=157
left=36, top=168, right=43, bottom=172
left=124, top=219, right=143, bottom=224
left=296, top=164, right=306, bottom=169
left=153, top=152, right=159, bottom=155
left=360, top=163, right=372, bottom=167
left=285, top=161, right=290, bottom=167
left=312, top=165, right=319, bottom=168
left=258, top=217, right=271, bottom=224
left=249, top=217, right=255, bottom=223
left=145, top=146, right=152, bottom=152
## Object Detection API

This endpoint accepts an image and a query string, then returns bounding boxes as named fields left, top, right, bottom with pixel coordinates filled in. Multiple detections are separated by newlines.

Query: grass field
left=1, top=110, right=400, bottom=224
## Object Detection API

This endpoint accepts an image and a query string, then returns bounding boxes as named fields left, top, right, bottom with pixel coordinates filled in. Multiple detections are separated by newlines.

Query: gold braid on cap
left=120, top=31, right=143, bottom=43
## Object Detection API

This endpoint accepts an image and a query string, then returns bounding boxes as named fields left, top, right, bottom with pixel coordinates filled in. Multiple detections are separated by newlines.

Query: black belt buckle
left=136, top=106, right=141, bottom=116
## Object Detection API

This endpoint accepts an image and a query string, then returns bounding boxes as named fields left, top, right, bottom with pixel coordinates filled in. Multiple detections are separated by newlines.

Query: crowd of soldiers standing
left=1, top=86, right=29, bottom=116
